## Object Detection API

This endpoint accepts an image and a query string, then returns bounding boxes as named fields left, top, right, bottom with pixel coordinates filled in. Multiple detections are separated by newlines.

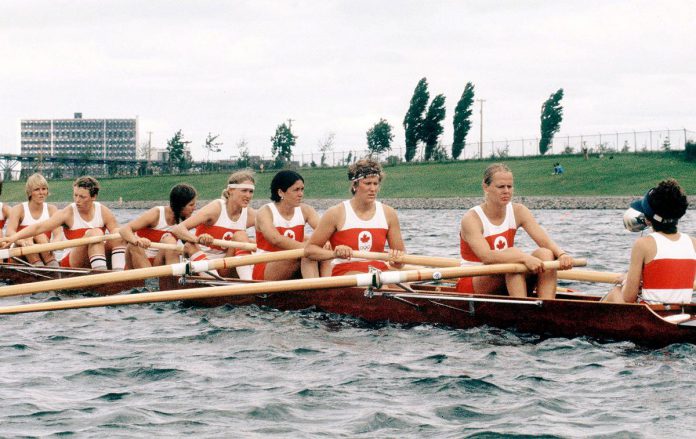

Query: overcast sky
left=1, top=0, right=694, bottom=161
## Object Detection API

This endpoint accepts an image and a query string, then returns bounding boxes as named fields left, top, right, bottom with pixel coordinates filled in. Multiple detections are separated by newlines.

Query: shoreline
left=67, top=196, right=696, bottom=210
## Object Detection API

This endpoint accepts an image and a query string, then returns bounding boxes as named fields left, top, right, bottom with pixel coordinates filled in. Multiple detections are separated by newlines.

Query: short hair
left=25, top=173, right=49, bottom=200
left=169, top=183, right=197, bottom=224
left=73, top=176, right=100, bottom=197
left=648, top=178, right=688, bottom=233
left=222, top=169, right=256, bottom=199
left=483, top=163, right=512, bottom=185
left=347, top=157, right=384, bottom=195
left=270, top=170, right=304, bottom=202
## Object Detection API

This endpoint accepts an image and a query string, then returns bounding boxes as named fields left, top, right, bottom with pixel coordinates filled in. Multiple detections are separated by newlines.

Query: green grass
left=1, top=152, right=694, bottom=202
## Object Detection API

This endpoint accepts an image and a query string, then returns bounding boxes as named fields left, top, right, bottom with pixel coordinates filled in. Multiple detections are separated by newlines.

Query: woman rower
left=603, top=178, right=696, bottom=304
left=306, top=157, right=405, bottom=276
left=253, top=170, right=322, bottom=280
left=457, top=163, right=573, bottom=299
left=119, top=183, right=198, bottom=269
left=5, top=173, right=61, bottom=266
left=170, top=170, right=256, bottom=279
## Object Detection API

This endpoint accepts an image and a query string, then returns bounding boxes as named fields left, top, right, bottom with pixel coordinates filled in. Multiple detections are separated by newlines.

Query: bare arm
left=515, top=204, right=574, bottom=270
left=120, top=207, right=159, bottom=247
left=306, top=205, right=342, bottom=261
left=101, top=205, right=121, bottom=234
left=621, top=237, right=650, bottom=302
left=303, top=204, right=321, bottom=231
left=383, top=205, right=405, bottom=268
left=170, top=200, right=220, bottom=244
left=246, top=207, right=256, bottom=229
left=1, top=206, right=68, bottom=245
left=5, top=204, right=24, bottom=236
left=255, top=205, right=303, bottom=250
left=460, top=210, right=531, bottom=265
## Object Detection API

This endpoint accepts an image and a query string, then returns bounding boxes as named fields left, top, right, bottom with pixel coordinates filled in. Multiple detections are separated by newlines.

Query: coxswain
left=119, top=183, right=198, bottom=269
left=306, top=157, right=405, bottom=276
left=170, top=170, right=256, bottom=279
left=5, top=173, right=61, bottom=266
left=603, top=178, right=695, bottom=304
left=253, top=170, right=322, bottom=280
left=0, top=176, right=126, bottom=271
left=457, top=163, right=573, bottom=299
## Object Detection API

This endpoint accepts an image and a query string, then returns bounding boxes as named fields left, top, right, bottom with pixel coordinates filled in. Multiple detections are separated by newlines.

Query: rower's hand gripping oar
left=0, top=259, right=586, bottom=315
left=0, top=249, right=303, bottom=299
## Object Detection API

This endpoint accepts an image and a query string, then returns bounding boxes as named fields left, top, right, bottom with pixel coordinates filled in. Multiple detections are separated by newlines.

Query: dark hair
left=270, top=170, right=304, bottom=202
left=170, top=183, right=197, bottom=224
left=73, top=176, right=100, bottom=197
left=648, top=178, right=688, bottom=234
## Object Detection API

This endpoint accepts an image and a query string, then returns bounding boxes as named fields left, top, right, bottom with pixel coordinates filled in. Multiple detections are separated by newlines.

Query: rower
left=5, top=173, right=61, bottom=267
left=0, top=176, right=126, bottom=271
left=457, top=163, right=574, bottom=299
left=603, top=178, right=696, bottom=304
left=119, top=183, right=198, bottom=269
left=253, top=170, right=322, bottom=280
left=306, top=157, right=405, bottom=276
left=170, top=170, right=256, bottom=279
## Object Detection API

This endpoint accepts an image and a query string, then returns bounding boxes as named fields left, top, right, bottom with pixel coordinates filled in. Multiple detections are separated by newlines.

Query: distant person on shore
left=5, top=173, right=61, bottom=266
left=603, top=179, right=695, bottom=304
left=306, top=157, right=405, bottom=276
left=552, top=163, right=564, bottom=175
left=457, top=163, right=574, bottom=299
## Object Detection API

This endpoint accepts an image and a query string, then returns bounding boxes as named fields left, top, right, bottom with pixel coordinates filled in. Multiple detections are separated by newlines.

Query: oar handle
left=354, top=251, right=586, bottom=270
left=209, top=239, right=257, bottom=251
left=148, top=242, right=184, bottom=252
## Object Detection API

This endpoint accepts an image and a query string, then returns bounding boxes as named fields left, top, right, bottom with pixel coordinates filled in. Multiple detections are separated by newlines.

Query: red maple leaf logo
left=360, top=233, right=370, bottom=243
left=496, top=239, right=506, bottom=250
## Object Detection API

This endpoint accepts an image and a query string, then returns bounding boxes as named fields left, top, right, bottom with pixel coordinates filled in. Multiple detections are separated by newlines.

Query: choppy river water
left=1, top=208, right=694, bottom=437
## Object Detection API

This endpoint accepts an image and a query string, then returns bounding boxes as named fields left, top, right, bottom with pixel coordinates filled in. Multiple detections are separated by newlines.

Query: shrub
left=686, top=140, right=696, bottom=162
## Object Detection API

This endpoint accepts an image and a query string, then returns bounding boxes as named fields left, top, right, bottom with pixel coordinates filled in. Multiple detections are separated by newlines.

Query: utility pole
left=287, top=118, right=295, bottom=130
left=476, top=99, right=485, bottom=159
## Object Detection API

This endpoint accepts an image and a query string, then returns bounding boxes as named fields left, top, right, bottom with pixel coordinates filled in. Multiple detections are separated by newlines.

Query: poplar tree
left=271, top=122, right=297, bottom=168
left=539, top=88, right=564, bottom=155
left=403, top=78, right=429, bottom=162
left=421, top=94, right=447, bottom=161
left=452, top=82, right=475, bottom=159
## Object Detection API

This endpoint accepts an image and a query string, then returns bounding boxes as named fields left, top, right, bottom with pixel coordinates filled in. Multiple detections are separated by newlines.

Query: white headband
left=350, top=171, right=381, bottom=182
left=227, top=183, right=255, bottom=190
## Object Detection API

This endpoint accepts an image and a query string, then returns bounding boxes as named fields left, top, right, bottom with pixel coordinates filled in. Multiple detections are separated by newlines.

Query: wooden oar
left=0, top=249, right=304, bottom=298
left=207, top=239, right=256, bottom=251
left=0, top=234, right=121, bottom=259
left=558, top=269, right=696, bottom=291
left=354, top=251, right=460, bottom=267
left=0, top=259, right=585, bottom=315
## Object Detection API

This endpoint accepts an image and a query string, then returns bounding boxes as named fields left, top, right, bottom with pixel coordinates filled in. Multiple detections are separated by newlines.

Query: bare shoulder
left=300, top=203, right=318, bottom=216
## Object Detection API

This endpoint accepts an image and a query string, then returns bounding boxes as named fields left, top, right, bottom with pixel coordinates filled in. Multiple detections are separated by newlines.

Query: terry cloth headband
left=629, top=189, right=678, bottom=224
left=227, top=183, right=255, bottom=190
left=350, top=170, right=381, bottom=182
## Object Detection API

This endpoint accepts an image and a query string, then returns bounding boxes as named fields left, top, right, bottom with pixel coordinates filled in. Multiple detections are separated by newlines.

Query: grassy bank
left=1, top=152, right=693, bottom=202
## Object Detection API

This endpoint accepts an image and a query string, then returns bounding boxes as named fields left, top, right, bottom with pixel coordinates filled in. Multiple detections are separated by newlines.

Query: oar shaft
left=353, top=251, right=460, bottom=267
left=0, top=249, right=304, bottom=298
left=558, top=269, right=696, bottom=291
left=0, top=234, right=121, bottom=259
left=210, top=239, right=256, bottom=251
left=0, top=259, right=584, bottom=315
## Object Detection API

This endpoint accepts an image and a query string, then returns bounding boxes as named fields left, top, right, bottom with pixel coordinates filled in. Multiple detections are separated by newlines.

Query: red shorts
left=252, top=263, right=266, bottom=280
left=59, top=253, right=73, bottom=268
left=331, top=261, right=389, bottom=276
left=455, top=277, right=474, bottom=293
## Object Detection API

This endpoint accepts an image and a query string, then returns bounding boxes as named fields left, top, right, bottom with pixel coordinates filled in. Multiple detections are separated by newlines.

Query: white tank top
left=69, top=202, right=104, bottom=230
left=20, top=202, right=50, bottom=227
left=214, top=199, right=247, bottom=230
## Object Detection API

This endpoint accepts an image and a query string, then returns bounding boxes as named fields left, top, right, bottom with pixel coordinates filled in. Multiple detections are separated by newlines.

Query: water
left=1, top=208, right=695, bottom=437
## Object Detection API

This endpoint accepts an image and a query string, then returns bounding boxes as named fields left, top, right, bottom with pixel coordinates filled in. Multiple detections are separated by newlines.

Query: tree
left=403, top=77, right=429, bottom=162
left=166, top=129, right=192, bottom=173
left=270, top=122, right=296, bottom=168
left=452, top=82, right=475, bottom=159
left=203, top=132, right=223, bottom=162
left=421, top=94, right=447, bottom=161
left=317, top=132, right=335, bottom=167
left=366, top=118, right=394, bottom=156
left=236, top=138, right=250, bottom=168
left=539, top=88, right=564, bottom=155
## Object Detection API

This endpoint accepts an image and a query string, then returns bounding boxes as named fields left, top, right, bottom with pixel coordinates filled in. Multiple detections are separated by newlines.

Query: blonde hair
left=483, top=163, right=512, bottom=185
left=222, top=169, right=256, bottom=199
left=25, top=173, right=49, bottom=200
left=348, top=157, right=384, bottom=195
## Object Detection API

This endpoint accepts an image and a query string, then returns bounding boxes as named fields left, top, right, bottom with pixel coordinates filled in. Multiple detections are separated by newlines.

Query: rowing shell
left=1, top=262, right=694, bottom=347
